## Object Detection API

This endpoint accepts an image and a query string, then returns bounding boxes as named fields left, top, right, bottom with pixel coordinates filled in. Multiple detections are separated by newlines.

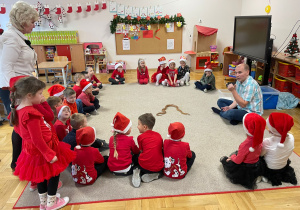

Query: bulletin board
left=115, top=24, right=182, bottom=55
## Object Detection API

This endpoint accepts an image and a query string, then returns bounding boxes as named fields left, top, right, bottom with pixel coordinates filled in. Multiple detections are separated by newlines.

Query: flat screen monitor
left=233, top=16, right=272, bottom=63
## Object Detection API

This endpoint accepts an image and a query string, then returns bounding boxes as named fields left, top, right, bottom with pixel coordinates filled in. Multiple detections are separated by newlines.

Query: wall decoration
left=166, top=22, right=174, bottom=32
left=148, top=6, right=155, bottom=18
left=86, top=2, right=92, bottom=12
left=102, top=0, right=107, bottom=9
left=125, top=6, right=133, bottom=16
left=155, top=5, right=162, bottom=17
left=67, top=4, right=72, bottom=13
left=76, top=3, right=82, bottom=13
left=122, top=38, right=130, bottom=50
left=132, top=7, right=139, bottom=17
left=117, top=4, right=125, bottom=15
left=140, top=7, right=147, bottom=18
left=94, top=1, right=100, bottom=11
left=167, top=39, right=174, bottom=50
left=0, top=4, right=6, bottom=14
left=109, top=1, right=117, bottom=12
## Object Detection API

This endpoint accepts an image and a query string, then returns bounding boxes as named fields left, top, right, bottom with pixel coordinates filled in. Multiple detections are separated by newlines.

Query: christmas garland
left=110, top=14, right=186, bottom=34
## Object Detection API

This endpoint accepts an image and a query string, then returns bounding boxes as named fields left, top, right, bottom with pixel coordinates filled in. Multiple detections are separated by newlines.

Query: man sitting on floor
left=211, top=63, right=263, bottom=125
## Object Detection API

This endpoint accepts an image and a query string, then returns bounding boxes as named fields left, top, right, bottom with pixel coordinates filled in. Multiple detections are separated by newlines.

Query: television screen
left=233, top=16, right=272, bottom=63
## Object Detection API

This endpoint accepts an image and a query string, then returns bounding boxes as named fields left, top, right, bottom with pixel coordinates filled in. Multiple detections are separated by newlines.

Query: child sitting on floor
left=86, top=66, right=103, bottom=89
left=108, top=112, right=140, bottom=176
left=46, top=96, right=62, bottom=124
left=137, top=58, right=149, bottom=85
left=73, top=73, right=85, bottom=98
left=82, top=70, right=99, bottom=95
left=108, top=63, right=125, bottom=85
left=63, top=113, right=108, bottom=151
left=72, top=126, right=108, bottom=185
left=195, top=61, right=216, bottom=92
left=47, top=84, right=65, bottom=101
left=54, top=105, right=72, bottom=141
left=78, top=79, right=100, bottom=115
left=163, top=122, right=196, bottom=179
left=260, top=112, right=297, bottom=186
left=132, top=113, right=164, bottom=188
left=220, top=113, right=266, bottom=189
left=177, top=56, right=190, bottom=86
left=151, top=56, right=168, bottom=86
left=63, top=88, right=84, bottom=115
left=162, top=59, right=181, bottom=87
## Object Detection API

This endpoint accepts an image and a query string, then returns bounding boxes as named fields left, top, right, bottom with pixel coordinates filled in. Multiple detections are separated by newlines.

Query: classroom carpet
left=14, top=82, right=300, bottom=209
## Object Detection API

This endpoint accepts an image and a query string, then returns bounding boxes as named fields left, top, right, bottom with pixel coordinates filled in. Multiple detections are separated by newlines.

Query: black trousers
left=186, top=151, right=196, bottom=172
left=95, top=156, right=108, bottom=177
left=83, top=97, right=100, bottom=113
left=112, top=154, right=139, bottom=176
left=195, top=81, right=212, bottom=91
left=133, top=153, right=163, bottom=176
left=11, top=129, right=22, bottom=170
left=37, top=175, right=60, bottom=195
left=108, top=77, right=125, bottom=85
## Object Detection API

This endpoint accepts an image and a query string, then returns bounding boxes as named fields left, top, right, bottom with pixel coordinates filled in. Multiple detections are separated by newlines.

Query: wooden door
left=33, top=45, right=46, bottom=74
left=70, top=44, right=85, bottom=73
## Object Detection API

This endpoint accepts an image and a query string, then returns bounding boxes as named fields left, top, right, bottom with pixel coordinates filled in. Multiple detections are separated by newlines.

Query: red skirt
left=14, top=141, right=76, bottom=183
left=151, top=72, right=167, bottom=83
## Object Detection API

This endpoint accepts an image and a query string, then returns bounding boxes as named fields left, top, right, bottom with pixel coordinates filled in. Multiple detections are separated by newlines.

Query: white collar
left=10, top=26, right=28, bottom=40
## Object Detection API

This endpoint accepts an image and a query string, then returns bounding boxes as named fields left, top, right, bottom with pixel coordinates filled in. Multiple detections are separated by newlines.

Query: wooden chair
left=49, top=56, right=73, bottom=85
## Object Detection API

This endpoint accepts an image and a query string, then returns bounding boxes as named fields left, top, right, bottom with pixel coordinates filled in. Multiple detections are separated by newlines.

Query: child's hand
left=116, top=79, right=119, bottom=82
left=50, top=156, right=58, bottom=163
left=40, top=95, right=46, bottom=103
left=226, top=158, right=231, bottom=162
left=94, top=88, right=100, bottom=91
left=97, top=83, right=101, bottom=86
left=170, top=81, right=173, bottom=85
left=160, top=66, right=163, bottom=70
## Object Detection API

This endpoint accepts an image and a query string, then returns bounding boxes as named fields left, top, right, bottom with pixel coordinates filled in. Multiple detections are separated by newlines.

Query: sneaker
left=256, top=176, right=262, bottom=184
left=57, top=181, right=63, bottom=190
left=262, top=176, right=268, bottom=183
left=204, top=88, right=207, bottom=93
left=47, top=195, right=69, bottom=210
left=229, top=120, right=239, bottom=125
left=155, top=82, right=159, bottom=86
left=211, top=107, right=221, bottom=114
left=90, top=110, right=99, bottom=115
left=85, top=113, right=91, bottom=117
left=29, top=182, right=38, bottom=192
left=141, top=173, right=160, bottom=183
left=186, top=81, right=190, bottom=86
left=132, top=168, right=141, bottom=188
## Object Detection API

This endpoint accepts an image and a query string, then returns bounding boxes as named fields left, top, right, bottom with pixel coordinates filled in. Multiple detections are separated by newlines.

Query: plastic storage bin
left=295, top=65, right=300, bottom=81
left=260, top=86, right=280, bottom=109
left=274, top=76, right=292, bottom=92
left=278, top=61, right=295, bottom=77
left=292, top=83, right=300, bottom=98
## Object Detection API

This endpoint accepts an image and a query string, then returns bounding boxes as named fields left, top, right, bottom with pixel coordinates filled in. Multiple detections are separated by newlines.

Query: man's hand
left=221, top=106, right=231, bottom=112
left=227, top=83, right=236, bottom=92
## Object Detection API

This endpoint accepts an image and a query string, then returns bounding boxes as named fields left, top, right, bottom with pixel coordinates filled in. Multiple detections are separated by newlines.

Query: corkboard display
left=115, top=24, right=182, bottom=55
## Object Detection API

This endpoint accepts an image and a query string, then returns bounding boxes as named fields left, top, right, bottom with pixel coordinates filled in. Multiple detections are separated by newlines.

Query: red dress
left=14, top=106, right=76, bottom=183
left=151, top=66, right=168, bottom=83
left=137, top=67, right=149, bottom=84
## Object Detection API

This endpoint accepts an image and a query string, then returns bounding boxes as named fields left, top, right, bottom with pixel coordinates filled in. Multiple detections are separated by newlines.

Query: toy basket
left=292, top=82, right=300, bottom=98
left=295, top=65, right=300, bottom=81
left=274, top=76, right=292, bottom=92
left=278, top=61, right=295, bottom=77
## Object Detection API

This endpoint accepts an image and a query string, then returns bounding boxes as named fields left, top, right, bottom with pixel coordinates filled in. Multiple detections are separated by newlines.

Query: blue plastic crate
left=260, top=86, right=280, bottom=109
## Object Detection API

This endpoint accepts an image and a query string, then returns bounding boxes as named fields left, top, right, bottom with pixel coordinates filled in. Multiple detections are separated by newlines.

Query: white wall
left=0, top=0, right=242, bottom=69
left=241, top=0, right=300, bottom=53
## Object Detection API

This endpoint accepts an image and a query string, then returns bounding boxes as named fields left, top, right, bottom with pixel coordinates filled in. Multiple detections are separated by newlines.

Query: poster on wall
left=125, top=6, right=133, bottom=16
left=116, top=23, right=124, bottom=34
left=140, top=7, right=147, bottom=18
left=155, top=5, right=162, bottom=16
left=123, top=38, right=130, bottom=50
left=117, top=4, right=125, bottom=15
left=166, top=22, right=174, bottom=33
left=148, top=6, right=155, bottom=17
left=167, top=39, right=174, bottom=50
left=109, top=1, right=117, bottom=12
left=132, top=7, right=139, bottom=17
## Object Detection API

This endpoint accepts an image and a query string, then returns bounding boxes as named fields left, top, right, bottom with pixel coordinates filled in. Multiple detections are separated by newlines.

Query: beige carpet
left=14, top=82, right=300, bottom=208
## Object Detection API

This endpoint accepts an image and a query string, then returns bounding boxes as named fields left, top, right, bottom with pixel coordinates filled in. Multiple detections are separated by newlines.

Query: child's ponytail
left=113, top=131, right=118, bottom=159
left=9, top=92, right=18, bottom=126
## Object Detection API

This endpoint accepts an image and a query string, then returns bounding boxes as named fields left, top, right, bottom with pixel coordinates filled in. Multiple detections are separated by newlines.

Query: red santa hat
left=167, top=122, right=185, bottom=141
left=168, top=59, right=175, bottom=66
left=242, top=113, right=266, bottom=152
left=48, top=84, right=65, bottom=97
left=266, top=112, right=294, bottom=148
left=75, top=126, right=96, bottom=149
left=9, top=75, right=28, bottom=92
left=56, top=105, right=70, bottom=119
left=111, top=112, right=132, bottom=134
left=80, top=79, right=92, bottom=92
left=204, top=61, right=213, bottom=72
left=115, top=63, right=123, bottom=70
left=158, top=56, right=167, bottom=65
left=179, top=56, right=187, bottom=63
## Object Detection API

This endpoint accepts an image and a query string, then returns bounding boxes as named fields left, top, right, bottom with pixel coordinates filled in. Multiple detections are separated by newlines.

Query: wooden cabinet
left=33, top=43, right=85, bottom=74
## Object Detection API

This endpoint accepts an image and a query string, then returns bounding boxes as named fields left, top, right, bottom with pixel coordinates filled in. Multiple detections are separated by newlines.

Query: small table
left=36, top=61, right=72, bottom=87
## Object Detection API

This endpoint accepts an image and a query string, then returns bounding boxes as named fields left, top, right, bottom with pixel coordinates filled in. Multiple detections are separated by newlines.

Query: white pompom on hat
left=75, top=126, right=96, bottom=149
left=242, top=113, right=266, bottom=152
left=266, top=112, right=294, bottom=148
left=111, top=112, right=132, bottom=134
left=167, top=122, right=185, bottom=141
left=115, top=63, right=123, bottom=70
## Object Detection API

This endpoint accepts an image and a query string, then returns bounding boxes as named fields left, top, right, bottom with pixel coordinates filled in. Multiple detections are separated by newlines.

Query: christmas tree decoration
left=44, top=4, right=50, bottom=15
left=177, top=13, right=182, bottom=17
left=94, top=1, right=100, bottom=11
left=177, top=22, right=182, bottom=27
left=86, top=2, right=91, bottom=12
left=102, top=0, right=107, bottom=10
left=127, top=15, right=131, bottom=20
left=284, top=33, right=300, bottom=58
left=55, top=5, right=62, bottom=15
left=35, top=17, right=42, bottom=26
left=67, top=4, right=73, bottom=13
left=165, top=15, right=170, bottom=19
left=0, top=4, right=6, bottom=14
left=137, top=16, right=141, bottom=21
left=265, top=5, right=271, bottom=14
left=113, top=14, right=118, bottom=19
left=76, top=3, right=82, bottom=13
left=157, top=16, right=161, bottom=20
left=146, top=16, right=151, bottom=21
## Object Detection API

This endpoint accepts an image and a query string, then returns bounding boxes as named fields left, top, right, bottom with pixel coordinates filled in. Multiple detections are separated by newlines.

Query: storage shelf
left=275, top=74, right=300, bottom=85
left=85, top=54, right=106, bottom=56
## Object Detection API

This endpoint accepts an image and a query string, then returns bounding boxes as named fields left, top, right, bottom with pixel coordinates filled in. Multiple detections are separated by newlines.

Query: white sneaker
left=180, top=81, right=184, bottom=86
left=132, top=168, right=141, bottom=188
left=204, top=88, right=207, bottom=93
left=90, top=110, right=99, bottom=115
left=256, top=176, right=262, bottom=183
left=186, top=81, right=190, bottom=86
left=262, top=176, right=268, bottom=183
left=141, top=173, right=160, bottom=183
left=155, top=82, right=159, bottom=86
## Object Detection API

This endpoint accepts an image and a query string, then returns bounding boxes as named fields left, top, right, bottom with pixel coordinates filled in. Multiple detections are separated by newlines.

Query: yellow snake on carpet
left=156, top=104, right=190, bottom=116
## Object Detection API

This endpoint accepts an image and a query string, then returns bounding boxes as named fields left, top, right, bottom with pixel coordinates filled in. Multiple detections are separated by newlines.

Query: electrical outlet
left=199, top=19, right=202, bottom=23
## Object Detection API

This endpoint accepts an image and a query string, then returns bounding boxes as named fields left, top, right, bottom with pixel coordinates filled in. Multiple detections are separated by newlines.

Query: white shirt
left=261, top=133, right=294, bottom=170
left=0, top=26, right=37, bottom=88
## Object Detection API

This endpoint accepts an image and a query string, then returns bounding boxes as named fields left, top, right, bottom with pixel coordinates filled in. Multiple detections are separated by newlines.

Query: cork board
left=115, top=24, right=182, bottom=55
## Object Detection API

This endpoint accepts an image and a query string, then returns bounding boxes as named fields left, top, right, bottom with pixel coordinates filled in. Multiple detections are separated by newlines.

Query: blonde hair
left=70, top=113, right=86, bottom=130
left=113, top=131, right=119, bottom=159
left=9, top=1, right=39, bottom=32
left=137, top=58, right=145, bottom=73
left=74, top=73, right=84, bottom=82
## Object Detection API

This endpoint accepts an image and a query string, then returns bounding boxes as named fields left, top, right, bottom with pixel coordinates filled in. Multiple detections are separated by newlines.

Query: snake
left=156, top=104, right=190, bottom=116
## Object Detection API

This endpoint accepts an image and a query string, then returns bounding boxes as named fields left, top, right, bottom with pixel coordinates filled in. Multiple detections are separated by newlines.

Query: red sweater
left=72, top=85, right=82, bottom=99
left=163, top=139, right=192, bottom=179
left=137, top=130, right=164, bottom=172
left=54, top=119, right=72, bottom=141
left=72, top=146, right=104, bottom=185
left=137, top=67, right=149, bottom=80
left=108, top=134, right=140, bottom=172
left=230, top=136, right=262, bottom=164
left=166, top=68, right=178, bottom=80
left=77, top=92, right=95, bottom=107
left=90, top=75, right=101, bottom=87
left=111, top=70, right=124, bottom=80
left=156, top=66, right=168, bottom=75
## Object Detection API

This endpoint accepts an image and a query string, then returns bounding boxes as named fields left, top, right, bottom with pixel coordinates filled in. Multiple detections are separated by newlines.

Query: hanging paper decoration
left=0, top=4, right=6, bottom=14
left=147, top=24, right=151, bottom=30
left=49, top=21, right=55, bottom=29
left=177, top=22, right=182, bottom=27
left=76, top=3, right=82, bottom=13
left=62, top=8, right=66, bottom=17
left=94, top=1, right=100, bottom=11
left=265, top=5, right=271, bottom=14
left=35, top=17, right=42, bottom=26
left=58, top=15, right=63, bottom=24
left=37, top=2, right=42, bottom=10
left=67, top=4, right=73, bottom=13
left=55, top=5, right=62, bottom=15
left=46, top=14, right=52, bottom=20
left=44, top=4, right=50, bottom=15
left=102, top=0, right=107, bottom=10
left=166, top=23, right=170, bottom=28
left=86, top=2, right=92, bottom=12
